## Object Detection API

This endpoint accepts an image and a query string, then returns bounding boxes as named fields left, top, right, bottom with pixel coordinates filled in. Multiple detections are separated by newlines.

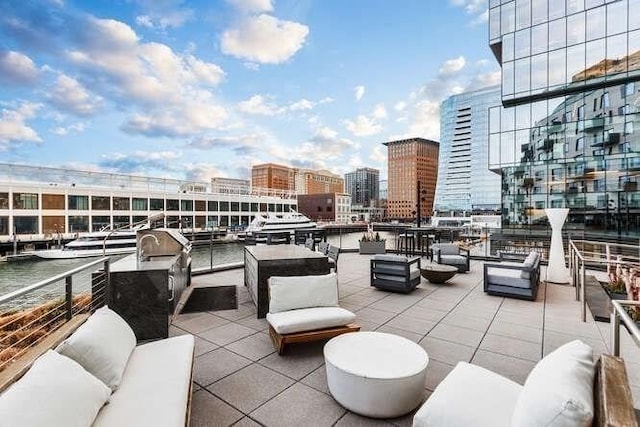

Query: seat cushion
left=511, top=340, right=594, bottom=427
left=434, top=244, right=460, bottom=255
left=440, top=255, right=466, bottom=265
left=93, top=334, right=195, bottom=427
left=487, top=267, right=533, bottom=289
left=413, top=362, right=521, bottom=427
left=57, top=306, right=136, bottom=391
left=372, top=254, right=409, bottom=262
left=0, top=350, right=111, bottom=427
left=267, top=307, right=356, bottom=334
left=269, top=273, right=338, bottom=313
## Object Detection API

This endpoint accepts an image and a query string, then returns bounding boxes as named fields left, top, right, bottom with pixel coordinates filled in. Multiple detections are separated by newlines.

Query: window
left=0, top=216, right=8, bottom=235
left=113, top=197, right=130, bottom=210
left=13, top=193, right=38, bottom=209
left=231, top=202, right=239, bottom=212
left=69, top=216, right=89, bottom=233
left=623, top=82, right=635, bottom=97
left=42, top=194, right=64, bottom=209
left=132, top=198, right=148, bottom=210
left=577, top=105, right=585, bottom=120
left=208, top=201, right=218, bottom=211
left=241, top=202, right=249, bottom=211
left=601, top=92, right=610, bottom=109
left=167, top=199, right=179, bottom=211
left=68, top=195, right=88, bottom=210
left=220, top=201, right=229, bottom=211
left=14, top=216, right=38, bottom=234
left=576, top=137, right=585, bottom=151
left=195, top=200, right=206, bottom=211
left=625, top=121, right=634, bottom=135
left=91, top=196, right=110, bottom=210
left=180, top=200, right=193, bottom=211
left=0, top=193, right=8, bottom=209
left=150, top=198, right=164, bottom=211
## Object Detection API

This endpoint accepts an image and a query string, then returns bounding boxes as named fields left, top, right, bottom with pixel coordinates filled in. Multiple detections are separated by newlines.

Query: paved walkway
left=170, top=252, right=640, bottom=426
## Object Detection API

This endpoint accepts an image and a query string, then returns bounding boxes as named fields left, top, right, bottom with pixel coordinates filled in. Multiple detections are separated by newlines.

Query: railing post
left=103, top=258, right=110, bottom=310
left=580, top=259, right=586, bottom=322
left=65, top=276, right=73, bottom=321
left=612, top=308, right=621, bottom=357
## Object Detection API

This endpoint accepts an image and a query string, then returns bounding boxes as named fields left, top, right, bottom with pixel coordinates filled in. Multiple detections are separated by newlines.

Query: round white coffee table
left=324, top=331, right=429, bottom=418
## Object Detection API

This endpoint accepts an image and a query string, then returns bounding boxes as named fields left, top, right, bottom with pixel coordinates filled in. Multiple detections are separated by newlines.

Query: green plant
left=359, top=230, right=385, bottom=242
left=607, top=277, right=627, bottom=294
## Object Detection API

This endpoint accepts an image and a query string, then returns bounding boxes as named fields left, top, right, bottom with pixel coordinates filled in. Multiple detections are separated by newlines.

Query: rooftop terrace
left=174, top=253, right=640, bottom=426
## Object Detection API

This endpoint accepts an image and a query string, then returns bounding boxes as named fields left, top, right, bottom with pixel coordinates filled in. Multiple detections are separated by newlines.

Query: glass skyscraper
left=435, top=86, right=502, bottom=215
left=489, top=0, right=640, bottom=238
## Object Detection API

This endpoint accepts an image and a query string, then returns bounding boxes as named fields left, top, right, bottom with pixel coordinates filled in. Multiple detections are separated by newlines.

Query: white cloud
left=47, top=74, right=103, bottom=116
left=343, top=115, right=383, bottom=137
left=67, top=17, right=228, bottom=137
left=226, top=0, right=273, bottom=13
left=184, top=163, right=227, bottom=181
left=439, top=56, right=466, bottom=76
left=289, top=98, right=314, bottom=111
left=134, top=0, right=193, bottom=30
left=470, top=70, right=501, bottom=89
left=0, top=51, right=39, bottom=85
left=50, top=121, right=88, bottom=136
left=394, top=101, right=407, bottom=111
left=372, top=103, right=387, bottom=120
left=450, top=0, right=488, bottom=26
left=0, top=102, right=42, bottom=149
left=369, top=145, right=386, bottom=163
left=354, top=85, right=365, bottom=101
left=406, top=100, right=440, bottom=140
left=220, top=14, right=309, bottom=64
left=237, top=95, right=283, bottom=116
left=188, top=133, right=264, bottom=155
left=99, top=150, right=183, bottom=174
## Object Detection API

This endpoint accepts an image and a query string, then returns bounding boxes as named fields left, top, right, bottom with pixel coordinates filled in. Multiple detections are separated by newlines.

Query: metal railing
left=569, top=239, right=640, bottom=322
left=611, top=300, right=640, bottom=356
left=0, top=257, right=109, bottom=372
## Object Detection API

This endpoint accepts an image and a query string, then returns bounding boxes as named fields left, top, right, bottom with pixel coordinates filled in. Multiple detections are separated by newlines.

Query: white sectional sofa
left=0, top=306, right=195, bottom=427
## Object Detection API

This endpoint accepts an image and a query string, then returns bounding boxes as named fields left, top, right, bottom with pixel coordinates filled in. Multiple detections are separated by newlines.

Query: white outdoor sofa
left=0, top=306, right=195, bottom=427
left=413, top=340, right=636, bottom=427
left=483, top=251, right=541, bottom=301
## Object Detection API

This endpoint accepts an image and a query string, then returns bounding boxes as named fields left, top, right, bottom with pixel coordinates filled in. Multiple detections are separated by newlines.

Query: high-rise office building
left=295, top=169, right=344, bottom=195
left=489, top=0, right=640, bottom=237
left=345, top=168, right=380, bottom=207
left=384, top=138, right=439, bottom=220
left=435, top=86, right=502, bottom=215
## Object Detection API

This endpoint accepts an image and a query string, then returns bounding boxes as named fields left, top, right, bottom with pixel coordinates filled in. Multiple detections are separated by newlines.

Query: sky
left=0, top=0, right=499, bottom=182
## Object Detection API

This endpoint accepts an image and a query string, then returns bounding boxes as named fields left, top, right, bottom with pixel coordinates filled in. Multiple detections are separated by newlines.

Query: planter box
left=359, top=241, right=386, bottom=255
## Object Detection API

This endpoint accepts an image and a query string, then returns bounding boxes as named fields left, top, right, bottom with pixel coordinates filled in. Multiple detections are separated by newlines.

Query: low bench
left=0, top=307, right=195, bottom=426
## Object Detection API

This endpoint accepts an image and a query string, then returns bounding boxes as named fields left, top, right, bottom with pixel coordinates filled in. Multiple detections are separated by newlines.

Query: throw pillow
left=57, top=306, right=136, bottom=390
left=0, top=350, right=111, bottom=427
left=511, top=340, right=595, bottom=427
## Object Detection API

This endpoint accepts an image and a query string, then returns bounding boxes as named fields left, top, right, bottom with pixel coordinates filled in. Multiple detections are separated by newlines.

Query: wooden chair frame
left=268, top=323, right=360, bottom=355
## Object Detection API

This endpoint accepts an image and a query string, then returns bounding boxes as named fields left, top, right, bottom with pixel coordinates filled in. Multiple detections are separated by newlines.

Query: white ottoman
left=324, top=331, right=429, bottom=418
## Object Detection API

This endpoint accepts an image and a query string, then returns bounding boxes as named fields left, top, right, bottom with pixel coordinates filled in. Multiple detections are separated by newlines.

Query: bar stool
left=397, top=230, right=416, bottom=256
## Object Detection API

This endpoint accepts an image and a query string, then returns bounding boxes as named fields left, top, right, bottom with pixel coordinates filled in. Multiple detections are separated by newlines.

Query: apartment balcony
left=583, top=117, right=605, bottom=132
left=592, top=132, right=621, bottom=148
left=537, top=139, right=554, bottom=152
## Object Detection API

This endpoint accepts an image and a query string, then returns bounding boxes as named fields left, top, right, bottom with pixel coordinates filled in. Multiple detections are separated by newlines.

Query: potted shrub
left=359, top=231, right=386, bottom=255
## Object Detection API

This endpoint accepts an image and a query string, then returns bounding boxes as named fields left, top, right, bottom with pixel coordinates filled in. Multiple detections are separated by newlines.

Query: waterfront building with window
left=295, top=169, right=344, bottom=195
left=488, top=0, right=640, bottom=238
left=251, top=163, right=295, bottom=191
left=345, top=168, right=380, bottom=208
left=210, top=177, right=251, bottom=194
left=435, top=86, right=502, bottom=215
left=297, top=193, right=352, bottom=223
left=384, top=138, right=439, bottom=221
left=0, top=164, right=297, bottom=243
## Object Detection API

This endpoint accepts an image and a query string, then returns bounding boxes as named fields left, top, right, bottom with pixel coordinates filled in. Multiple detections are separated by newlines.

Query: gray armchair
left=483, top=251, right=541, bottom=300
left=431, top=243, right=470, bottom=273
left=370, top=254, right=421, bottom=293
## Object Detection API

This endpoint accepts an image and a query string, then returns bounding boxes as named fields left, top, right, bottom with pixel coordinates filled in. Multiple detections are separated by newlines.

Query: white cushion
left=413, top=362, right=522, bottom=427
left=267, top=306, right=355, bottom=334
left=268, top=273, right=338, bottom=313
left=511, top=340, right=595, bottom=427
left=372, top=254, right=408, bottom=262
left=93, top=334, right=195, bottom=427
left=0, top=350, right=111, bottom=427
left=57, top=306, right=136, bottom=390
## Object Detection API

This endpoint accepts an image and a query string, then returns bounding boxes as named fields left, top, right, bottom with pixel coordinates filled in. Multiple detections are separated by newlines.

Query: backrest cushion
left=57, top=306, right=136, bottom=391
left=511, top=340, right=595, bottom=427
left=520, top=252, right=540, bottom=279
left=372, top=254, right=407, bottom=262
left=268, top=273, right=339, bottom=313
left=438, top=244, right=460, bottom=255
left=0, top=350, right=111, bottom=427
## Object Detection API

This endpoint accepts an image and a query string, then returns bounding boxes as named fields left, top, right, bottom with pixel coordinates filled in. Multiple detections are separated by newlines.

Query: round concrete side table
left=324, top=331, right=429, bottom=418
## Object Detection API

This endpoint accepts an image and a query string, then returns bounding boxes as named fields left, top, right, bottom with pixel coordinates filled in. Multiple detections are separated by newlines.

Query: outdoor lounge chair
left=265, top=273, right=359, bottom=354
left=430, top=243, right=470, bottom=272
left=370, top=254, right=421, bottom=293
left=483, top=251, right=541, bottom=300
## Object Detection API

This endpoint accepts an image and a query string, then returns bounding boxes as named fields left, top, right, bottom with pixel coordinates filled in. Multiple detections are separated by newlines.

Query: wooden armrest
left=594, top=354, right=637, bottom=427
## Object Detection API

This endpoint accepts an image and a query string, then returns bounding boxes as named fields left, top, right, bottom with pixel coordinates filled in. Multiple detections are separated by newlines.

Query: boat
left=244, top=211, right=317, bottom=235
left=30, top=224, right=148, bottom=259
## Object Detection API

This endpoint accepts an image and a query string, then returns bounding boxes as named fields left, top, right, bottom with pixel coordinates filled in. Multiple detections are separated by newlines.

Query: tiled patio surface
left=170, top=252, right=640, bottom=427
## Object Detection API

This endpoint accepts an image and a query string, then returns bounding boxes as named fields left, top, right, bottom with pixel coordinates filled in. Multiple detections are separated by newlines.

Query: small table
left=324, top=331, right=429, bottom=418
left=420, top=263, right=458, bottom=284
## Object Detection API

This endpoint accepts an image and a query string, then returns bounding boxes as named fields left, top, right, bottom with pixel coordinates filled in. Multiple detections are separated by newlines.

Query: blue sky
left=0, top=0, right=498, bottom=182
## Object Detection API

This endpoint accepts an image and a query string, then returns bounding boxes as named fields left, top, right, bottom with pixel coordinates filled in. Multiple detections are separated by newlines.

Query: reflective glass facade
left=490, top=0, right=640, bottom=237
left=435, top=86, right=502, bottom=214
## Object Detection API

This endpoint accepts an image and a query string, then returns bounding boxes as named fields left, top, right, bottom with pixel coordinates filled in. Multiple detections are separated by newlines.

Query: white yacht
left=244, top=211, right=316, bottom=234
left=31, top=224, right=148, bottom=259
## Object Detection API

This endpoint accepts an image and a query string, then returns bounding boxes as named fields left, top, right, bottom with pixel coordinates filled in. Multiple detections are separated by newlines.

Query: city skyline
left=0, top=0, right=499, bottom=182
